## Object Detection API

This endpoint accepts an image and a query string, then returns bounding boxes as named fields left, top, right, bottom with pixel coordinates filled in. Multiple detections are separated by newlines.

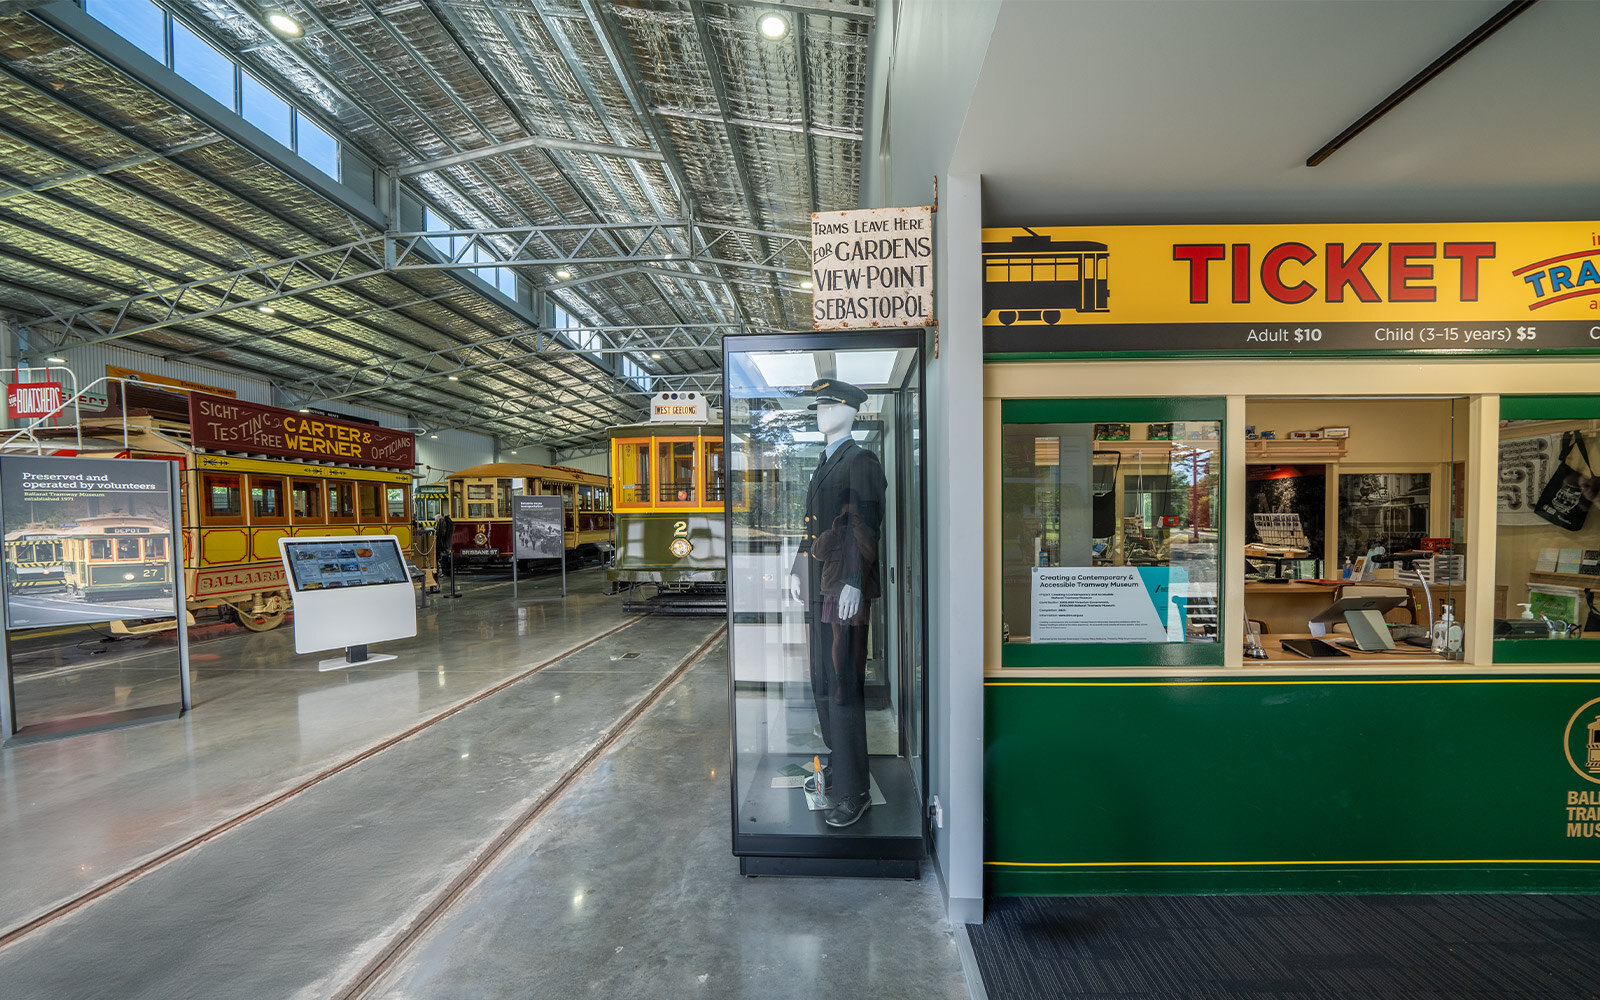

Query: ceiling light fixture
left=555, top=269, right=571, bottom=280
left=447, top=374, right=459, bottom=381
left=258, top=305, right=276, bottom=314
left=46, top=356, right=66, bottom=364
left=298, top=408, right=310, bottom=413
left=430, top=433, right=439, bottom=439
left=800, top=280, right=813, bottom=290
left=651, top=353, right=662, bottom=360
left=265, top=12, right=303, bottom=38
left=758, top=12, right=789, bottom=40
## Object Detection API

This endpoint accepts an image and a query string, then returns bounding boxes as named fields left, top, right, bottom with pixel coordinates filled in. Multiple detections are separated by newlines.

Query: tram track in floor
left=0, top=612, right=653, bottom=953
left=330, top=624, right=726, bottom=1000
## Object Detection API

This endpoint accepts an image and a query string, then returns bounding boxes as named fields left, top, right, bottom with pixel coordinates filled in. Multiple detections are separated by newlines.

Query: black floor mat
left=967, top=894, right=1600, bottom=999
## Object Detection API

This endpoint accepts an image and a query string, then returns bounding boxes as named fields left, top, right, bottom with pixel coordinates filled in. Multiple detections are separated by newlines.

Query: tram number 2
left=673, top=520, right=688, bottom=538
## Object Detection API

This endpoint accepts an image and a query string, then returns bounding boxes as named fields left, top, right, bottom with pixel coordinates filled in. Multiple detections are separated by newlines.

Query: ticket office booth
left=986, top=358, right=1600, bottom=895
left=979, top=220, right=1600, bottom=896
left=723, top=330, right=927, bottom=877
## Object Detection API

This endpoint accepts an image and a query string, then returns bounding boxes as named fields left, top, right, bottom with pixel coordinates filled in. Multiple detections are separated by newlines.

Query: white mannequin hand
left=837, top=584, right=862, bottom=620
left=789, top=572, right=803, bottom=604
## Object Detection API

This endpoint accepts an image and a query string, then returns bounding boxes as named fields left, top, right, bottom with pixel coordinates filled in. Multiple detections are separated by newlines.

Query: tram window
left=386, top=486, right=408, bottom=520
left=327, top=482, right=356, bottom=521
left=202, top=473, right=244, bottom=523
left=496, top=478, right=512, bottom=519
left=145, top=537, right=167, bottom=559
left=292, top=479, right=323, bottom=521
left=250, top=476, right=287, bottom=523
left=615, top=440, right=650, bottom=507
left=90, top=539, right=113, bottom=560
left=116, top=538, right=141, bottom=560
left=357, top=482, right=383, bottom=520
left=704, top=441, right=725, bottom=502
left=578, top=485, right=593, bottom=511
left=657, top=440, right=696, bottom=503
left=467, top=484, right=491, bottom=501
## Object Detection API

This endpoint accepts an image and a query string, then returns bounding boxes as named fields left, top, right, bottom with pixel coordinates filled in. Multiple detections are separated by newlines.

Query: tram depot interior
left=4, top=2, right=1600, bottom=995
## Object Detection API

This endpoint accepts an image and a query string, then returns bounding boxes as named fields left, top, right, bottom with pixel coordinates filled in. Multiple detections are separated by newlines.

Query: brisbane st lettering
left=1172, top=241, right=1496, bottom=305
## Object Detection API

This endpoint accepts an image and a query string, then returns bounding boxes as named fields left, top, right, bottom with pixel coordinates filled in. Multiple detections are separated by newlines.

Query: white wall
left=860, top=0, right=1002, bottom=925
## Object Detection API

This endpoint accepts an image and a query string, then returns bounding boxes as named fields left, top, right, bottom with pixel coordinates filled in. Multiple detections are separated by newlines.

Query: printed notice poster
left=513, top=495, right=565, bottom=560
left=1030, top=566, right=1187, bottom=643
left=1, top=455, right=177, bottom=629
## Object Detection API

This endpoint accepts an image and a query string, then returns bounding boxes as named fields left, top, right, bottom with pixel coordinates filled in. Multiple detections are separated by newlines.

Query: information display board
left=512, top=495, right=565, bottom=560
left=0, top=455, right=178, bottom=629
left=278, top=535, right=416, bottom=656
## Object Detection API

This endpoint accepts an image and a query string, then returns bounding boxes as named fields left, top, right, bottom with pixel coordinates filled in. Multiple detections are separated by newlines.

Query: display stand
left=511, top=495, right=566, bottom=600
left=279, top=535, right=416, bottom=672
left=723, top=329, right=928, bottom=878
left=0, top=456, right=190, bottom=745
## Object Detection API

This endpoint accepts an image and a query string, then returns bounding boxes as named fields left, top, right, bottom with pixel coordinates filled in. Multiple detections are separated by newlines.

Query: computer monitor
left=1306, top=594, right=1407, bottom=642
left=1307, top=594, right=1407, bottom=626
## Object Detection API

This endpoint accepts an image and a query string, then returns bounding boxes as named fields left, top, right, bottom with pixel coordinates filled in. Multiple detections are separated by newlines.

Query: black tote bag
left=1533, top=430, right=1595, bottom=532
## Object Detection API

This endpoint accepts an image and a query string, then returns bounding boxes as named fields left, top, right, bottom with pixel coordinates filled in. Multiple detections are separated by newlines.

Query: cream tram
left=444, top=462, right=613, bottom=568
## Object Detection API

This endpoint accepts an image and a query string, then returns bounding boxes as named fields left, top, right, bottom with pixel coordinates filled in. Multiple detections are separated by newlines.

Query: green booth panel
left=985, top=674, right=1600, bottom=894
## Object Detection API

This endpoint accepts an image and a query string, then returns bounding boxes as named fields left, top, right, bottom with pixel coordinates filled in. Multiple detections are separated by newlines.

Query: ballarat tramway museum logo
left=1562, top=697, right=1600, bottom=839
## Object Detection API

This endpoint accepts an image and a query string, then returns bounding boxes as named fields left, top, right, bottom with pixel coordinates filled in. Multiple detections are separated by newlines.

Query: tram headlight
left=123, top=572, right=136, bottom=580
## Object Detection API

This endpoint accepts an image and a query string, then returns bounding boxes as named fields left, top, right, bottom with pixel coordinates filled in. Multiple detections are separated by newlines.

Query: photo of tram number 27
left=0, top=455, right=177, bottom=630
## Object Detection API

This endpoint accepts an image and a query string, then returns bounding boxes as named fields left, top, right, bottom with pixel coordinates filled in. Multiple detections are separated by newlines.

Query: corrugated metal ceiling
left=0, top=0, right=873, bottom=456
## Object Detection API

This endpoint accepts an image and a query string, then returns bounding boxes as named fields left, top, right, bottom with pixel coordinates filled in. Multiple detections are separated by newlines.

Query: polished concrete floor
left=0, top=567, right=972, bottom=1000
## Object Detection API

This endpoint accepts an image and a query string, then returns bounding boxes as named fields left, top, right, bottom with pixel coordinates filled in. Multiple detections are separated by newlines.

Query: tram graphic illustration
left=1589, top=715, right=1600, bottom=774
left=982, top=229, right=1110, bottom=324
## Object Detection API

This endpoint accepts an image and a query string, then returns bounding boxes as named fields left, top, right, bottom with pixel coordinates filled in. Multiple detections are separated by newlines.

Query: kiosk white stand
left=278, top=535, right=417, bottom=671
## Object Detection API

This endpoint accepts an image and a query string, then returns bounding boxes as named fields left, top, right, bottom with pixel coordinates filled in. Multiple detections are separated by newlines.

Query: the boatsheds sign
left=811, top=206, right=934, bottom=330
left=984, top=221, right=1600, bottom=355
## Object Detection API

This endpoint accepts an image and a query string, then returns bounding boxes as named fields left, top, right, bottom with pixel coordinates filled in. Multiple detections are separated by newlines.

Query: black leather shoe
left=824, top=792, right=871, bottom=828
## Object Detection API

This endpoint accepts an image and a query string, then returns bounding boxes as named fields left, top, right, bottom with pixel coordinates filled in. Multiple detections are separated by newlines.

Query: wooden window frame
left=201, top=471, right=245, bottom=526
left=248, top=474, right=289, bottom=526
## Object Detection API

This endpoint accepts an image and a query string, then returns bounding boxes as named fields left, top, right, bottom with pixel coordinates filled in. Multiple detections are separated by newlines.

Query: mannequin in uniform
left=788, top=379, right=885, bottom=829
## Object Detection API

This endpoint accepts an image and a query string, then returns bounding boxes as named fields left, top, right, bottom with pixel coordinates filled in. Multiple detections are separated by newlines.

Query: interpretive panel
left=512, top=495, right=564, bottom=560
left=0, top=455, right=177, bottom=629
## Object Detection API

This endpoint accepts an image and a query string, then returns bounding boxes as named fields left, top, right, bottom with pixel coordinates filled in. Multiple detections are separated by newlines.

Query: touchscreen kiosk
left=279, top=535, right=416, bottom=666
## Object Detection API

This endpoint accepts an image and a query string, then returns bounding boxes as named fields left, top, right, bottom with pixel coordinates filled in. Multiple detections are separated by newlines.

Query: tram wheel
left=229, top=591, right=289, bottom=632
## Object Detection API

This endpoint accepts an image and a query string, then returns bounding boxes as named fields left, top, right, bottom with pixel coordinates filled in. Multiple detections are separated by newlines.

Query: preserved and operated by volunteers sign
left=983, top=221, right=1600, bottom=355
left=812, top=206, right=933, bottom=330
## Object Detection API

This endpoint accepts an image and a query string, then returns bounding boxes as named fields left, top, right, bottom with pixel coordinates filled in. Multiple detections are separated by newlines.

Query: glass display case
left=723, top=330, right=925, bottom=877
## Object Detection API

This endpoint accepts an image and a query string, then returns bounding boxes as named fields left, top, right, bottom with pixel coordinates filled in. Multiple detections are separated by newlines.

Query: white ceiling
left=953, top=0, right=1600, bottom=226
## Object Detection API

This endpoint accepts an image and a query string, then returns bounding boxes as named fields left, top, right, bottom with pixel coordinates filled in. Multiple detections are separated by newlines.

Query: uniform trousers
left=808, top=605, right=871, bottom=799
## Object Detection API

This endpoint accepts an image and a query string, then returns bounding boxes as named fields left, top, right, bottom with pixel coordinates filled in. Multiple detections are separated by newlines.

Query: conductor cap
left=803, top=378, right=867, bottom=410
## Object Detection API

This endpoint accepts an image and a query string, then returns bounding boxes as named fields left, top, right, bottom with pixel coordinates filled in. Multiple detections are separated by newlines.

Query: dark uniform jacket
left=792, top=438, right=886, bottom=601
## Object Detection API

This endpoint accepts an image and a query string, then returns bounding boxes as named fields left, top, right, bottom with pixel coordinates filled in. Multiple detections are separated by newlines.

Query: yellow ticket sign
left=982, top=222, right=1600, bottom=354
